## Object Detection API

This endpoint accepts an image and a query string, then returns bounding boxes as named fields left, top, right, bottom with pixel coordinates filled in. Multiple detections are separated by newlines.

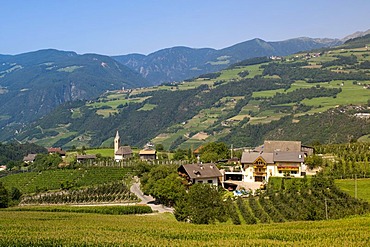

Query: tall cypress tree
left=0, top=182, right=9, bottom=208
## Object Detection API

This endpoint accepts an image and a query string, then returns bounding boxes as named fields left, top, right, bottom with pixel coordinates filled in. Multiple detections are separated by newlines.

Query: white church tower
left=114, top=130, right=120, bottom=154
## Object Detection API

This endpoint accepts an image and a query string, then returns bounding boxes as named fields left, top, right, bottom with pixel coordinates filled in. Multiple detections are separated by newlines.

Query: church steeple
left=114, top=130, right=120, bottom=154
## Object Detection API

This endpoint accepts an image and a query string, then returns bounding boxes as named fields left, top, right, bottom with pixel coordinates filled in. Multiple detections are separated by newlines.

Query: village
left=19, top=130, right=315, bottom=194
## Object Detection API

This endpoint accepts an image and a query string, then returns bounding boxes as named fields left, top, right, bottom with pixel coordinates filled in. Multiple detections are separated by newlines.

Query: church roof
left=115, top=146, right=133, bottom=155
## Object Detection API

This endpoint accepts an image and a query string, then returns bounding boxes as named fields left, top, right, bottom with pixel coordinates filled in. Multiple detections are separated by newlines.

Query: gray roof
left=273, top=152, right=304, bottom=163
left=180, top=163, right=222, bottom=179
left=241, top=151, right=304, bottom=164
left=23, top=154, right=37, bottom=162
left=263, top=140, right=301, bottom=153
left=241, top=152, right=274, bottom=164
left=77, top=154, right=96, bottom=160
left=115, top=146, right=133, bottom=155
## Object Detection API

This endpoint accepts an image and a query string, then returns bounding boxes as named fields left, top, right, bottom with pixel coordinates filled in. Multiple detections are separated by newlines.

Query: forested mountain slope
left=0, top=49, right=150, bottom=127
left=3, top=38, right=370, bottom=149
left=113, top=37, right=341, bottom=84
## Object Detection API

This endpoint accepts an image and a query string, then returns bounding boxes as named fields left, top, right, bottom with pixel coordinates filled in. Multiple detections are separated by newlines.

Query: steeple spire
left=114, top=130, right=120, bottom=154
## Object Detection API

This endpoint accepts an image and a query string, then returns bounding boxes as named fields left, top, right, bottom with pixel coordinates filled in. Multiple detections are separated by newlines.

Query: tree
left=10, top=187, right=22, bottom=201
left=199, top=142, right=230, bottom=163
left=141, top=164, right=186, bottom=206
left=305, top=155, right=323, bottom=169
left=32, top=154, right=63, bottom=171
left=150, top=173, right=186, bottom=206
left=0, top=182, right=9, bottom=208
left=155, top=144, right=164, bottom=151
left=175, top=183, right=227, bottom=224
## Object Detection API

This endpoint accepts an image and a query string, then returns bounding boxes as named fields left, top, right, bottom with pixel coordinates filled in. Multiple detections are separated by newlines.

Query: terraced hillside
left=7, top=37, right=370, bottom=149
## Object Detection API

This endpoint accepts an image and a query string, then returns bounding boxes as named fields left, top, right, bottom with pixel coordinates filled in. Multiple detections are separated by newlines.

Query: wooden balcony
left=253, top=172, right=267, bottom=176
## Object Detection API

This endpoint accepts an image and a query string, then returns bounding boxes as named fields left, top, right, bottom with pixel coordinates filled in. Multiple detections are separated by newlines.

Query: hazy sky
left=1, top=0, right=369, bottom=56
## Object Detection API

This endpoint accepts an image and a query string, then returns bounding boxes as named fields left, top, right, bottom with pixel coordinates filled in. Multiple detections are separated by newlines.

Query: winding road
left=130, top=177, right=174, bottom=213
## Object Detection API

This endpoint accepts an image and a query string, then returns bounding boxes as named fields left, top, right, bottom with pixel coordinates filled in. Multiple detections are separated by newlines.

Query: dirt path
left=130, top=177, right=174, bottom=214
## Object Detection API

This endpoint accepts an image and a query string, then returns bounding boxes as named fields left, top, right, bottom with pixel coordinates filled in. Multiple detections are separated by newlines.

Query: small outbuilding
left=139, top=149, right=157, bottom=160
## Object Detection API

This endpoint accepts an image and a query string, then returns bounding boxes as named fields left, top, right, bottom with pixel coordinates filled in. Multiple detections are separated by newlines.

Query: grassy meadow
left=0, top=211, right=369, bottom=246
left=335, top=178, right=370, bottom=202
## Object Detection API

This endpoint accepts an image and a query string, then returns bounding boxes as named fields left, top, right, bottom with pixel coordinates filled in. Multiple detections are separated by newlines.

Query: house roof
left=179, top=163, right=222, bottom=179
left=139, top=149, right=156, bottom=155
left=115, top=146, right=133, bottom=155
left=77, top=154, right=96, bottom=160
left=241, top=152, right=274, bottom=164
left=47, top=147, right=66, bottom=155
left=273, top=152, right=304, bottom=163
left=23, top=154, right=37, bottom=162
left=241, top=150, right=304, bottom=164
left=263, top=140, right=301, bottom=153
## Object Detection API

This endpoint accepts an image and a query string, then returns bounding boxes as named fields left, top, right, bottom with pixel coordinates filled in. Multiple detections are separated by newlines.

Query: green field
left=335, top=178, right=370, bottom=202
left=85, top=148, right=114, bottom=157
left=0, top=211, right=369, bottom=246
left=358, top=134, right=370, bottom=142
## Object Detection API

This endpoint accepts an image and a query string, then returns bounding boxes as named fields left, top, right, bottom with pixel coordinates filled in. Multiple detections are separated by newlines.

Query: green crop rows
left=0, top=211, right=369, bottom=246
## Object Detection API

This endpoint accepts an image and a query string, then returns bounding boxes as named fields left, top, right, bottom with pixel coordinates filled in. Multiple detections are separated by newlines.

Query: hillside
left=113, top=37, right=341, bottom=84
left=0, top=49, right=150, bottom=128
left=4, top=39, right=370, bottom=149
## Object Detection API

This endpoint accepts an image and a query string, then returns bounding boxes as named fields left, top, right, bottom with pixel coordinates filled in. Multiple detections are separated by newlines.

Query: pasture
left=335, top=178, right=370, bottom=202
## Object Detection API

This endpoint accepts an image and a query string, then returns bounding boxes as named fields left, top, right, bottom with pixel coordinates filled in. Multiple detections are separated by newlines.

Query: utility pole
left=355, top=174, right=357, bottom=199
left=325, top=198, right=328, bottom=220
left=231, top=144, right=233, bottom=159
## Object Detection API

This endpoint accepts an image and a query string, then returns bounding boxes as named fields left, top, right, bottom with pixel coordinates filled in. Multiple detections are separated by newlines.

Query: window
left=291, top=171, right=297, bottom=174
left=208, top=180, right=213, bottom=184
left=198, top=181, right=203, bottom=184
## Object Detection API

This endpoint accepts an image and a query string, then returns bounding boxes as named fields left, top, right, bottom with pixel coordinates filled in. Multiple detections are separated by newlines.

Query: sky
left=1, top=0, right=369, bottom=56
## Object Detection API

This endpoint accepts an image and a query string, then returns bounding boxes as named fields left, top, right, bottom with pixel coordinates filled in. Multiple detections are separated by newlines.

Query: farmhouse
left=240, top=141, right=307, bottom=182
left=77, top=154, right=96, bottom=163
left=114, top=131, right=133, bottom=161
left=178, top=163, right=222, bottom=186
left=47, top=147, right=66, bottom=158
left=23, top=153, right=37, bottom=164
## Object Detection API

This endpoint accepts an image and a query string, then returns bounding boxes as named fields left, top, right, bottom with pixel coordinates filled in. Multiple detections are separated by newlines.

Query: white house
left=241, top=151, right=305, bottom=182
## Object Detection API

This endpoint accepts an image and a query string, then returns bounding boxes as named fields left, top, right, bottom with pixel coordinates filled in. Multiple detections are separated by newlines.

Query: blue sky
left=1, top=0, right=369, bottom=56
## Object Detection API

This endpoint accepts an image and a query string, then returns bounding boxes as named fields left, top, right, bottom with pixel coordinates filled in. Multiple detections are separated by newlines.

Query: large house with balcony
left=241, top=151, right=305, bottom=182
left=225, top=141, right=308, bottom=183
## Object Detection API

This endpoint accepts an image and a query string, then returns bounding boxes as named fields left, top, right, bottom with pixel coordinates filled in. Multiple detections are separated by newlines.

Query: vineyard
left=0, top=167, right=133, bottom=194
left=20, top=181, right=137, bottom=205
left=316, top=142, right=370, bottom=178
left=6, top=205, right=152, bottom=215
left=0, top=211, right=369, bottom=246
left=230, top=176, right=369, bottom=224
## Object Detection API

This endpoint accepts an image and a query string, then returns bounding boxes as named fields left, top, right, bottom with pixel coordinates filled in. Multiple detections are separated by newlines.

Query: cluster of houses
left=21, top=131, right=311, bottom=190
left=22, top=131, right=158, bottom=165
left=178, top=140, right=313, bottom=189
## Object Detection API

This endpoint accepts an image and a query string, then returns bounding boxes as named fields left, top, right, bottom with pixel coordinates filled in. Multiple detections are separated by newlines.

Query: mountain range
left=0, top=30, right=369, bottom=146
left=113, top=37, right=342, bottom=84
left=0, top=49, right=150, bottom=125
left=4, top=32, right=369, bottom=149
